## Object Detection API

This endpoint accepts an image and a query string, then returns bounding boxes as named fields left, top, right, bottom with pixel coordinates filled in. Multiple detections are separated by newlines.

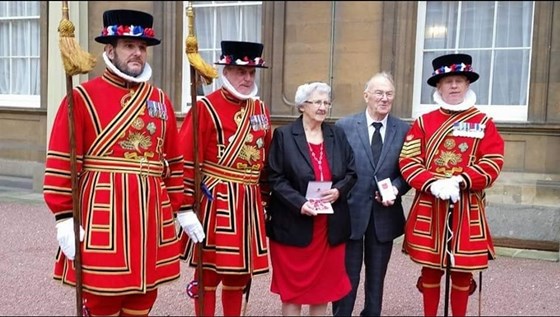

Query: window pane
left=424, top=2, right=458, bottom=50
left=30, top=58, right=39, bottom=95
left=496, top=1, right=533, bottom=47
left=12, top=58, right=29, bottom=94
left=12, top=21, right=31, bottom=55
left=9, top=1, right=39, bottom=16
left=468, top=50, right=491, bottom=105
left=216, top=6, right=240, bottom=41
left=193, top=7, right=214, bottom=49
left=25, top=1, right=40, bottom=15
left=459, top=1, right=494, bottom=48
left=240, top=5, right=261, bottom=42
left=492, top=50, right=529, bottom=105
left=0, top=59, right=8, bottom=94
left=0, top=21, right=9, bottom=55
left=0, top=2, right=7, bottom=17
left=30, top=19, right=39, bottom=56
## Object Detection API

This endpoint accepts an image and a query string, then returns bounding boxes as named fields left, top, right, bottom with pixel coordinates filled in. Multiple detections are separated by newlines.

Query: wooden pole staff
left=478, top=272, right=482, bottom=316
left=57, top=1, right=96, bottom=315
left=185, top=3, right=218, bottom=316
left=443, top=201, right=454, bottom=317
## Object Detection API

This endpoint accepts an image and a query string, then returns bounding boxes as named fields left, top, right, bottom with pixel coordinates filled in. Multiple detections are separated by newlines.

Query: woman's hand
left=321, top=188, right=340, bottom=204
left=301, top=201, right=318, bottom=216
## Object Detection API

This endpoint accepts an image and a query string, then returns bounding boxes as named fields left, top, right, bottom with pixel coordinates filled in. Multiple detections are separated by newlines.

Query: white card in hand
left=306, top=181, right=334, bottom=214
left=377, top=177, right=396, bottom=202
left=305, top=181, right=332, bottom=199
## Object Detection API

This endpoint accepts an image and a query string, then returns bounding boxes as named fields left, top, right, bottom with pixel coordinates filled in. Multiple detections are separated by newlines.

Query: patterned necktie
left=371, top=122, right=383, bottom=165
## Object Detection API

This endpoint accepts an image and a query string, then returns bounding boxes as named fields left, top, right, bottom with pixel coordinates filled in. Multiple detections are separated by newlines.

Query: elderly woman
left=265, top=82, right=357, bottom=316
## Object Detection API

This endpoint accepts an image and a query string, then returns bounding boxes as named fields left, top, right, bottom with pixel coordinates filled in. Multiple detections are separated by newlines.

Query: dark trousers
left=332, top=215, right=393, bottom=316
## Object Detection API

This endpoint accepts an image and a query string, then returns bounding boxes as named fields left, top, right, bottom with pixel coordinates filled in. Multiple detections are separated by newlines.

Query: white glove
left=177, top=211, right=205, bottom=243
left=430, top=178, right=460, bottom=202
left=448, top=175, right=464, bottom=203
left=451, top=175, right=465, bottom=187
left=447, top=186, right=460, bottom=203
left=56, top=218, right=85, bottom=260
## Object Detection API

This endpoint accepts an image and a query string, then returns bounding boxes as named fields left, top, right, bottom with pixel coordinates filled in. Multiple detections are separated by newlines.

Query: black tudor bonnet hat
left=215, top=41, right=267, bottom=68
left=95, top=9, right=160, bottom=46
left=427, top=53, right=479, bottom=87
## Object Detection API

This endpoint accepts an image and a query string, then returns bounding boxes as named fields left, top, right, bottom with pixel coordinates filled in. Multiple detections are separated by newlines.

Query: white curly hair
left=294, top=81, right=331, bottom=110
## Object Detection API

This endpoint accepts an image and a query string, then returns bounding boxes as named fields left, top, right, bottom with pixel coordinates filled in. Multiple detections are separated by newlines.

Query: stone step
left=0, top=174, right=33, bottom=190
left=494, top=237, right=559, bottom=252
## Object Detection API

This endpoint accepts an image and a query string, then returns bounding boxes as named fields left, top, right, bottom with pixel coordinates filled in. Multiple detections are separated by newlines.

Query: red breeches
left=193, top=269, right=251, bottom=317
left=82, top=289, right=157, bottom=316
left=419, top=267, right=472, bottom=317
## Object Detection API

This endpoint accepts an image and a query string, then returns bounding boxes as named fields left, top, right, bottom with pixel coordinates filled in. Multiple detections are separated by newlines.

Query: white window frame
left=412, top=1, right=534, bottom=122
left=181, top=1, right=262, bottom=113
left=0, top=3, right=40, bottom=108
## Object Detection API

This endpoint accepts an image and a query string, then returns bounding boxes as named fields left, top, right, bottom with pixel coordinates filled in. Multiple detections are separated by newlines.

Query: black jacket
left=265, top=116, right=357, bottom=247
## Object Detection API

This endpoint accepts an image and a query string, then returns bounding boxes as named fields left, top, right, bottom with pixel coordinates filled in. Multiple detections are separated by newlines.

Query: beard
left=112, top=51, right=144, bottom=77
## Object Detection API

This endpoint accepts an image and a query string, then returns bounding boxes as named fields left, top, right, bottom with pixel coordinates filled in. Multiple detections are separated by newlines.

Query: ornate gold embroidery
left=155, top=137, right=164, bottom=156
left=436, top=166, right=463, bottom=177
left=124, top=151, right=154, bottom=160
left=234, top=108, right=246, bottom=126
left=236, top=163, right=261, bottom=170
left=245, top=133, right=254, bottom=143
left=434, top=150, right=462, bottom=168
left=120, top=90, right=134, bottom=108
left=401, top=139, right=421, bottom=158
left=132, top=117, right=144, bottom=130
left=238, top=144, right=260, bottom=164
left=119, top=132, right=152, bottom=152
left=120, top=90, right=145, bottom=115
left=217, top=144, right=225, bottom=159
left=443, top=139, right=456, bottom=149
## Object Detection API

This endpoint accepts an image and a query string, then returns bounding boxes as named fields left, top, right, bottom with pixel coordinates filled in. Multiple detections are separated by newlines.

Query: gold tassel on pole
left=185, top=3, right=218, bottom=84
left=58, top=2, right=96, bottom=76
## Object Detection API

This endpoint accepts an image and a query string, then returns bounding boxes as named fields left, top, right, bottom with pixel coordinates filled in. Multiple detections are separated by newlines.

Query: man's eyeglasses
left=368, top=90, right=394, bottom=99
left=305, top=100, right=332, bottom=108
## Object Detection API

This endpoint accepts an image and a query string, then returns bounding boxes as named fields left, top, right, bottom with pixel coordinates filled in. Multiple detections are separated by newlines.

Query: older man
left=177, top=41, right=271, bottom=316
left=333, top=72, right=411, bottom=316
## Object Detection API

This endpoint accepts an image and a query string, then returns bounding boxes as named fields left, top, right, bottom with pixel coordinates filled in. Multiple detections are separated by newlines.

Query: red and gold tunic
left=399, top=106, right=504, bottom=272
left=178, top=88, right=271, bottom=276
left=43, top=69, right=183, bottom=296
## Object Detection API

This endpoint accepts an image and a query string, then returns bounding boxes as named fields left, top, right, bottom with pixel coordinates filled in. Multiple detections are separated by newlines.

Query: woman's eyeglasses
left=304, top=100, right=332, bottom=108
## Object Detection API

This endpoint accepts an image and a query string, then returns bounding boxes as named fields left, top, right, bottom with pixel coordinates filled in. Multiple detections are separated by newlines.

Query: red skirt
left=269, top=214, right=350, bottom=304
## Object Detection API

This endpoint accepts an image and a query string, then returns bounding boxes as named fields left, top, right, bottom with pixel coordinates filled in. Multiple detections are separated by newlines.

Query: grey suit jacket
left=336, top=112, right=411, bottom=242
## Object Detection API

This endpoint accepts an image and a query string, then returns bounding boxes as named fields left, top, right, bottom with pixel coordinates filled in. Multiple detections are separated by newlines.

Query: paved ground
left=0, top=184, right=559, bottom=316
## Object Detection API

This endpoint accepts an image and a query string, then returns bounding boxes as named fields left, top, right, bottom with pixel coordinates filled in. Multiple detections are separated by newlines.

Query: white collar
left=220, top=67, right=258, bottom=100
left=365, top=111, right=388, bottom=128
left=433, top=89, right=477, bottom=112
left=102, top=52, right=152, bottom=83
